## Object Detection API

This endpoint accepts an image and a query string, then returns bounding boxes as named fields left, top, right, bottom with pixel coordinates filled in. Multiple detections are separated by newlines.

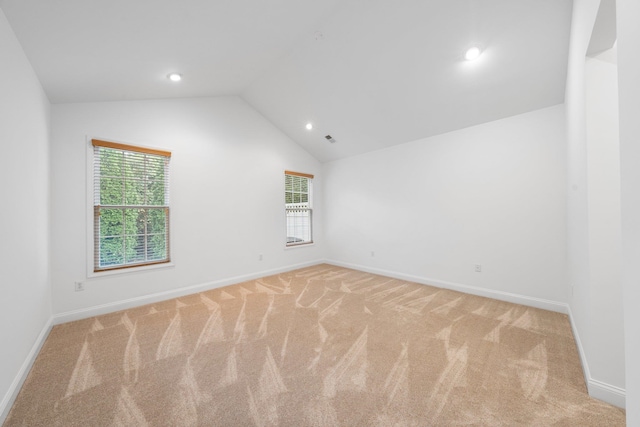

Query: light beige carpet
left=5, top=264, right=625, bottom=426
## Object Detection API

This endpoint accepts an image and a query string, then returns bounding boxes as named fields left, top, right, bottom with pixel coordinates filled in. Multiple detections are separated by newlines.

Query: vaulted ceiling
left=0, top=0, right=573, bottom=162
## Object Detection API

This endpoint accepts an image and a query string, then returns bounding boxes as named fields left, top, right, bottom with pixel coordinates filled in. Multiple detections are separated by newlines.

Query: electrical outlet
left=259, top=254, right=263, bottom=261
left=371, top=251, right=375, bottom=257
left=474, top=264, right=482, bottom=273
left=75, top=281, right=84, bottom=292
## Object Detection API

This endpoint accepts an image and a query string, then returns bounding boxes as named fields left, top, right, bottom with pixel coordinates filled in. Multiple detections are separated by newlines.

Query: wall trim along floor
left=0, top=318, right=53, bottom=424
left=1, top=260, right=625, bottom=426
left=0, top=259, right=323, bottom=425
left=325, top=259, right=626, bottom=409
left=52, top=260, right=325, bottom=325
left=567, top=305, right=627, bottom=408
left=325, top=260, right=568, bottom=314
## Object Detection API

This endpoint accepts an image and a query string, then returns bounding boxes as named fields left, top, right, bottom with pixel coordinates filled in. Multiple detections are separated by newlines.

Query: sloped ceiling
left=588, top=0, right=616, bottom=57
left=0, top=0, right=343, bottom=102
left=0, top=0, right=572, bottom=162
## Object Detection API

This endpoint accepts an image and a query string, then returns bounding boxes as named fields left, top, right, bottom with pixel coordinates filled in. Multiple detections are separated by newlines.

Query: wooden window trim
left=94, top=259, right=171, bottom=273
left=285, top=170, right=314, bottom=179
left=92, top=139, right=171, bottom=158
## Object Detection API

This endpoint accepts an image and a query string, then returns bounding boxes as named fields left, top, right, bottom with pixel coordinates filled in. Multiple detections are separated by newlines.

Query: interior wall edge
left=52, top=259, right=325, bottom=325
left=567, top=304, right=626, bottom=408
left=0, top=318, right=54, bottom=425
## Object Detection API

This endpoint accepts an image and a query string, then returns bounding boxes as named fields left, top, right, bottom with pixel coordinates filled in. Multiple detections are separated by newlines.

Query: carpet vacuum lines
left=4, top=264, right=625, bottom=426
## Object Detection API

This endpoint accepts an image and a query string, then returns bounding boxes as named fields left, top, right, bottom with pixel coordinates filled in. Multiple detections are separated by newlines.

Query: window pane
left=94, top=142, right=170, bottom=271
left=285, top=173, right=312, bottom=246
left=286, top=209, right=312, bottom=243
left=125, top=178, right=145, bottom=205
left=147, top=180, right=165, bottom=205
left=147, top=156, right=165, bottom=181
left=147, top=234, right=166, bottom=261
left=124, top=152, right=145, bottom=179
left=124, top=208, right=144, bottom=236
left=100, top=149, right=123, bottom=177
left=147, top=208, right=166, bottom=234
left=100, top=208, right=123, bottom=237
left=99, top=236, right=124, bottom=266
left=100, top=177, right=123, bottom=204
left=125, top=235, right=145, bottom=264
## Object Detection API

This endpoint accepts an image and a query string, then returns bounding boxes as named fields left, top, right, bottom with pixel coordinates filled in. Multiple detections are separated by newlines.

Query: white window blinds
left=92, top=139, right=171, bottom=271
left=285, top=170, right=313, bottom=246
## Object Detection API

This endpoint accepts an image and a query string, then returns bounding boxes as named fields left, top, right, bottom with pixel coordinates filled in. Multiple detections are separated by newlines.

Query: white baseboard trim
left=567, top=305, right=626, bottom=409
left=53, top=260, right=325, bottom=324
left=330, top=260, right=627, bottom=408
left=325, top=259, right=568, bottom=314
left=0, top=317, right=53, bottom=425
left=588, top=379, right=626, bottom=408
left=567, top=304, right=591, bottom=391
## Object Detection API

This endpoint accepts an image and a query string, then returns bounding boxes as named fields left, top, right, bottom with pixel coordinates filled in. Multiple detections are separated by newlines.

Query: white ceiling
left=588, top=0, right=616, bottom=56
left=1, top=0, right=573, bottom=162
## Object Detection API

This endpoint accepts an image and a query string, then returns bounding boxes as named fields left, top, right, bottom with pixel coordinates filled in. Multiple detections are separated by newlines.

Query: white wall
left=565, top=0, right=626, bottom=408
left=0, top=8, right=52, bottom=421
left=585, top=49, right=625, bottom=392
left=324, top=105, right=567, bottom=307
left=50, top=96, right=324, bottom=317
left=617, top=0, right=640, bottom=422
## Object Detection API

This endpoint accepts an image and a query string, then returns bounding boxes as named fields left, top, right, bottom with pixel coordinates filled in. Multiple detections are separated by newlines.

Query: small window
left=92, top=139, right=171, bottom=272
left=285, top=171, right=313, bottom=246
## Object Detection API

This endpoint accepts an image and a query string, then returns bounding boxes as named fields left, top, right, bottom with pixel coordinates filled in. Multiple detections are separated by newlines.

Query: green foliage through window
left=285, top=174, right=309, bottom=205
left=93, top=140, right=171, bottom=271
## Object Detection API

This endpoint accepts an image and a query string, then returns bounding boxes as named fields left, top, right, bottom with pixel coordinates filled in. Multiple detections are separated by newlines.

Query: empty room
left=1, top=0, right=639, bottom=425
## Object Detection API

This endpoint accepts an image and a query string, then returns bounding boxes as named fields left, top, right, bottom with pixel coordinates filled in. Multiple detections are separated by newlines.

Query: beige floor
left=5, top=264, right=625, bottom=426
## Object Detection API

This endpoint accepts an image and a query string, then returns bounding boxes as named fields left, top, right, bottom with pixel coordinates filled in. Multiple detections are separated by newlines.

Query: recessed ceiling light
left=305, top=123, right=313, bottom=130
left=464, top=46, right=482, bottom=61
left=168, top=73, right=182, bottom=82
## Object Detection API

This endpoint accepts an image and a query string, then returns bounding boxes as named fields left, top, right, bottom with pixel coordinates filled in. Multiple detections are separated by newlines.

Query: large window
left=285, top=170, right=313, bottom=246
left=93, top=139, right=171, bottom=271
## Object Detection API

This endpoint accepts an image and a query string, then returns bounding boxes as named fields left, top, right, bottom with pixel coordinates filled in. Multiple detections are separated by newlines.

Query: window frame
left=285, top=170, right=314, bottom=247
left=90, top=138, right=172, bottom=273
